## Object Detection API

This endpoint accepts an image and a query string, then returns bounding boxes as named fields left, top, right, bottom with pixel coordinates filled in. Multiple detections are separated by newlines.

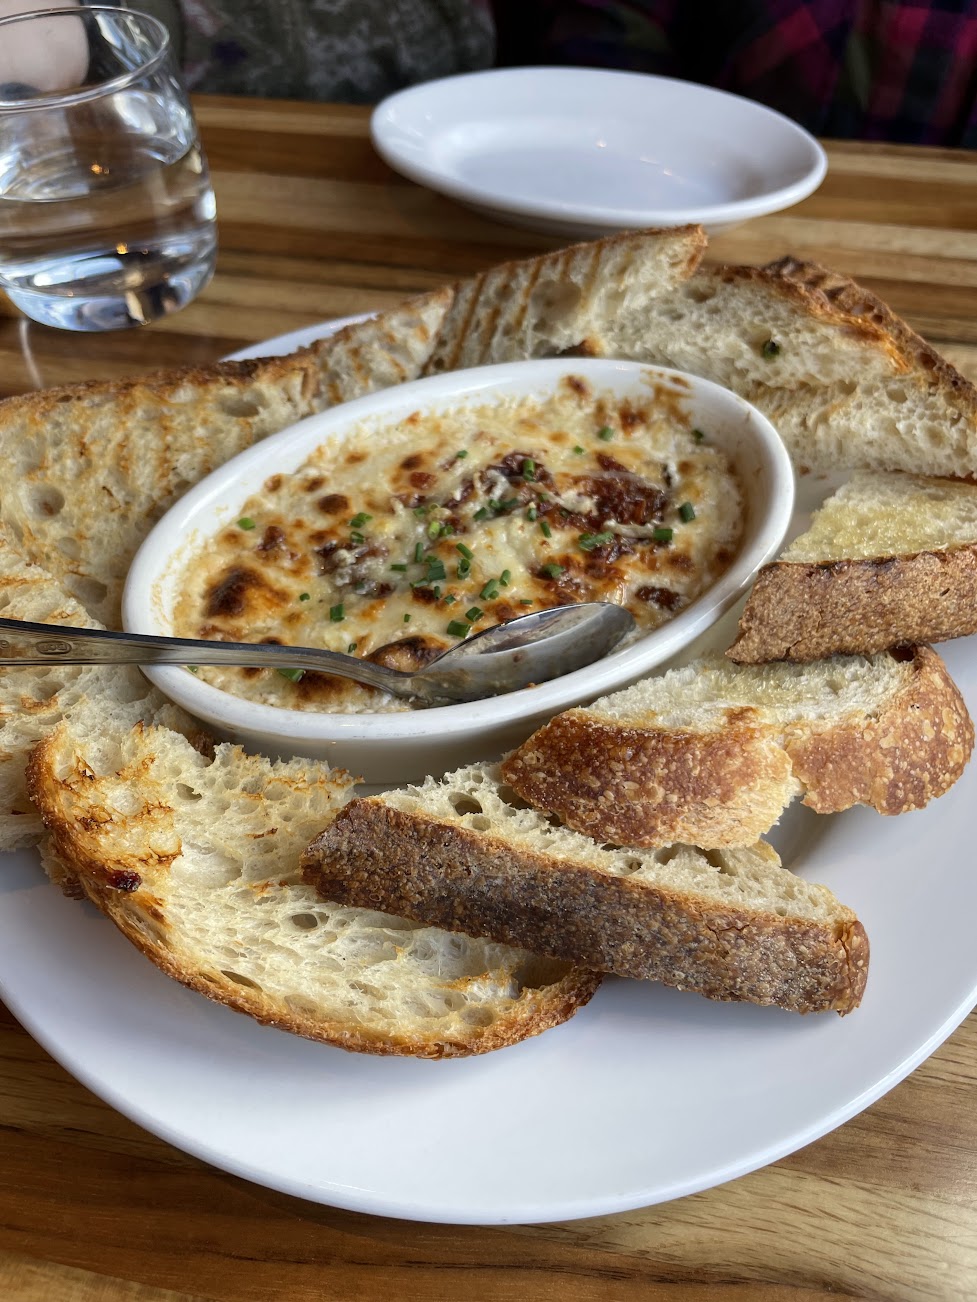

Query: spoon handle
left=0, top=618, right=413, bottom=697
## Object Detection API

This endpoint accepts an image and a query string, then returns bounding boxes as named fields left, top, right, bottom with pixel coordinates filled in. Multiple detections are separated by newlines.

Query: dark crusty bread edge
left=302, top=807, right=869, bottom=1015
left=26, top=738, right=601, bottom=1060
left=728, top=548, right=977, bottom=662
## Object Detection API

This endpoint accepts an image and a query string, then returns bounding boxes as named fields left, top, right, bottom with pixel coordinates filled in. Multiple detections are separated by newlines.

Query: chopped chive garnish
left=347, top=642, right=357, bottom=653
left=298, top=592, right=311, bottom=601
left=426, top=559, right=446, bottom=582
left=403, top=613, right=411, bottom=623
left=579, top=530, right=614, bottom=551
left=350, top=531, right=365, bottom=544
left=329, top=603, right=345, bottom=622
left=540, top=563, right=565, bottom=579
left=390, top=563, right=408, bottom=573
left=679, top=501, right=696, bottom=522
left=427, top=520, right=443, bottom=540
left=277, top=667, right=304, bottom=682
left=473, top=506, right=491, bottom=521
left=441, top=523, right=454, bottom=536
left=762, top=339, right=781, bottom=358
left=187, top=665, right=199, bottom=674
left=692, top=428, right=706, bottom=442
left=653, top=527, right=674, bottom=543
left=237, top=517, right=256, bottom=530
left=457, top=559, right=471, bottom=578
left=520, top=598, right=534, bottom=606
left=527, top=506, right=538, bottom=521
left=455, top=449, right=468, bottom=459
left=456, top=542, right=474, bottom=560
left=597, top=426, right=614, bottom=441
left=540, top=520, right=552, bottom=539
left=348, top=512, right=372, bottom=528
left=413, top=504, right=429, bottom=517
left=480, top=580, right=500, bottom=601
left=499, top=497, right=519, bottom=512
left=414, top=542, right=424, bottom=563
left=444, top=593, right=457, bottom=605
left=573, top=445, right=584, bottom=455
left=523, top=458, right=536, bottom=481
left=500, top=569, right=512, bottom=586
left=432, top=586, right=442, bottom=598
left=447, top=620, right=470, bottom=638
left=465, top=606, right=484, bottom=622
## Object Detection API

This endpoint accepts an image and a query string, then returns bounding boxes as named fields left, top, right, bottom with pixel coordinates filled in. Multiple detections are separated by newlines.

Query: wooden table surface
left=1, top=96, right=976, bottom=1302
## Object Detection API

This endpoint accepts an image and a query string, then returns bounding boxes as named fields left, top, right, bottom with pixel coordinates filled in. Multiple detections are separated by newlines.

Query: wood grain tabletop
left=1, top=96, right=976, bottom=1302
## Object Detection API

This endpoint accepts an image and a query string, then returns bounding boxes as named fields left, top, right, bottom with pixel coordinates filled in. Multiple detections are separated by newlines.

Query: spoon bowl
left=0, top=603, right=635, bottom=704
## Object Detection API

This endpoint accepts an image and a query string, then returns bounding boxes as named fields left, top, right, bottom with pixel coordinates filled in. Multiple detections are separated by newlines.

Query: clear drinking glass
left=0, top=5, right=217, bottom=331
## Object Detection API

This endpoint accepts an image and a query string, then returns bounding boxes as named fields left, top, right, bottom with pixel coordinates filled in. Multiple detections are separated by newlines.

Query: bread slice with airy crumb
left=500, top=647, right=972, bottom=848
left=27, top=723, right=600, bottom=1058
left=302, top=764, right=869, bottom=1015
left=730, top=471, right=977, bottom=662
left=422, top=224, right=705, bottom=373
left=0, top=524, right=197, bottom=853
left=611, top=259, right=977, bottom=479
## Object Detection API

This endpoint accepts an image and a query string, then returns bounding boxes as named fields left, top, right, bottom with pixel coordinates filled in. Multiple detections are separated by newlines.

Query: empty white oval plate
left=371, top=67, right=827, bottom=238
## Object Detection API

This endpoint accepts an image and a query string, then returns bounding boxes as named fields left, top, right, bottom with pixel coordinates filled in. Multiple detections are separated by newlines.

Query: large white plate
left=2, top=326, right=976, bottom=1225
left=371, top=67, right=827, bottom=238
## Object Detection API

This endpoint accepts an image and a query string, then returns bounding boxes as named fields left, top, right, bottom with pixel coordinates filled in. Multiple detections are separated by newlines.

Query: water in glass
left=0, top=8, right=217, bottom=331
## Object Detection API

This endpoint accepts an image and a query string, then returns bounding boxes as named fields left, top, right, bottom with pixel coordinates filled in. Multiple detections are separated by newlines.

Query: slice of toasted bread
left=730, top=471, right=977, bottom=662
left=0, top=524, right=195, bottom=853
left=27, top=723, right=600, bottom=1058
left=302, top=763, right=869, bottom=1015
left=500, top=647, right=972, bottom=848
left=611, top=260, right=977, bottom=478
left=422, top=224, right=706, bottom=373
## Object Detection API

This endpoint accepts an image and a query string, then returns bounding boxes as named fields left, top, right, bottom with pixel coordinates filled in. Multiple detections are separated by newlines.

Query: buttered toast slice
left=27, top=724, right=600, bottom=1058
left=302, top=764, right=869, bottom=1015
left=730, top=472, right=977, bottom=662
left=501, top=647, right=973, bottom=848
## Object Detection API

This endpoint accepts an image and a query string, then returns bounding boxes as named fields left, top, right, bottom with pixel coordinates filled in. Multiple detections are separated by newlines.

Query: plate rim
left=3, top=320, right=976, bottom=1227
left=371, top=66, right=827, bottom=230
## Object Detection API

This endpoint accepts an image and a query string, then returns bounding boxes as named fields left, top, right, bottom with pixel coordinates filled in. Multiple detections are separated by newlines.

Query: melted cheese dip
left=173, top=374, right=743, bottom=711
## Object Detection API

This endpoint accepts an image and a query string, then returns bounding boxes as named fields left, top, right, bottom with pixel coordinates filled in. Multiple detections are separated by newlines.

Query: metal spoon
left=0, top=604, right=635, bottom=705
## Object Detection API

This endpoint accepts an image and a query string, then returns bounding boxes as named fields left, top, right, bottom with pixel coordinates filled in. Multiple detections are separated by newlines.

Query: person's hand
left=0, top=0, right=87, bottom=96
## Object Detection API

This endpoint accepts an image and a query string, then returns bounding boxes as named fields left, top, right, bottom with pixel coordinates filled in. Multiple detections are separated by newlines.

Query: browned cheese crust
left=302, top=805, right=869, bottom=1015
left=728, top=548, right=977, bottom=663
left=26, top=735, right=600, bottom=1059
left=784, top=645, right=974, bottom=814
left=500, top=715, right=793, bottom=847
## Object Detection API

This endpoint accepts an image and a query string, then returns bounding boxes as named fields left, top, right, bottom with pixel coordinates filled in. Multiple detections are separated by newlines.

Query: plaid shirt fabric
left=495, top=0, right=977, bottom=147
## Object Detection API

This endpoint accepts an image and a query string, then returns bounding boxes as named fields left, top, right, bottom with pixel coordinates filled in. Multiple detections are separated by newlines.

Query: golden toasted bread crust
left=72, top=873, right=601, bottom=1059
left=26, top=730, right=600, bottom=1058
left=766, top=257, right=977, bottom=417
left=785, top=646, right=974, bottom=814
left=500, top=716, right=793, bottom=847
left=728, top=548, right=977, bottom=662
left=303, top=806, right=868, bottom=1015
